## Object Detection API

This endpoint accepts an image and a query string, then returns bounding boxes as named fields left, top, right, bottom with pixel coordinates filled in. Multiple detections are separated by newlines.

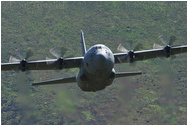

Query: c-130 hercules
left=1, top=30, right=187, bottom=92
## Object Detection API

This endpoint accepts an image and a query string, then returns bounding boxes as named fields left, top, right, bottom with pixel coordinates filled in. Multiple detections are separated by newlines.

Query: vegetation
left=1, top=1, right=187, bottom=125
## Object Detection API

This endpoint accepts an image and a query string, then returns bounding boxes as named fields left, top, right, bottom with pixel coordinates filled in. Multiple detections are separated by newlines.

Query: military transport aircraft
left=1, top=30, right=187, bottom=92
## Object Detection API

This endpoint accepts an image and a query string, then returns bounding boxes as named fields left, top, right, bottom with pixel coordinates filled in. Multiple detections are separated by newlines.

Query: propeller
left=117, top=41, right=142, bottom=63
left=46, top=47, right=68, bottom=70
left=154, top=35, right=176, bottom=48
left=153, top=43, right=163, bottom=49
left=117, top=43, right=128, bottom=53
left=9, top=49, right=33, bottom=72
left=49, top=47, right=67, bottom=58
left=153, top=35, right=177, bottom=58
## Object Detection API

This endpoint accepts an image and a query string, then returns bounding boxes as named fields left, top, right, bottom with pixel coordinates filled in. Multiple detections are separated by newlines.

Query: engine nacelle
left=163, top=45, right=171, bottom=58
left=127, top=51, right=135, bottom=63
left=19, top=59, right=28, bottom=72
left=56, top=57, right=64, bottom=69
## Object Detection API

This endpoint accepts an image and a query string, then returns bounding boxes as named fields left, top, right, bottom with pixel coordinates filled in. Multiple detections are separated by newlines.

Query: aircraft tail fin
left=115, top=71, right=142, bottom=78
left=81, top=30, right=87, bottom=56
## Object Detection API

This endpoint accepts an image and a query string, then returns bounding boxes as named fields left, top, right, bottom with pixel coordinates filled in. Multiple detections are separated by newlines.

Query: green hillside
left=1, top=1, right=187, bottom=124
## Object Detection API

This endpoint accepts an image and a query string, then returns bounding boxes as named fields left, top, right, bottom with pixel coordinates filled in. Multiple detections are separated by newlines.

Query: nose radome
left=95, top=53, right=107, bottom=69
left=96, top=53, right=106, bottom=62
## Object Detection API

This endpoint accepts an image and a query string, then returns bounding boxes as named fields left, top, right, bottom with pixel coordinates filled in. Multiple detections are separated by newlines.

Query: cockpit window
left=94, top=46, right=102, bottom=50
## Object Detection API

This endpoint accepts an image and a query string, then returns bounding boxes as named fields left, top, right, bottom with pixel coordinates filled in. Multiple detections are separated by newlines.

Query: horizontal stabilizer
left=32, top=76, right=76, bottom=86
left=115, top=71, right=142, bottom=78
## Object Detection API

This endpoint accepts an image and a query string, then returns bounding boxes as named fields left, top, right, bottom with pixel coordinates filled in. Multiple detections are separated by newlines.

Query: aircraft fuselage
left=76, top=44, right=116, bottom=92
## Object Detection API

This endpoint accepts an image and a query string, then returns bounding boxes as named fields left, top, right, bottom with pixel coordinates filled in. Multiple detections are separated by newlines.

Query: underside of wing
left=114, top=45, right=187, bottom=63
left=32, top=76, right=76, bottom=86
left=1, top=57, right=83, bottom=71
left=170, top=45, right=187, bottom=55
left=1, top=62, right=20, bottom=71
left=134, top=45, right=187, bottom=61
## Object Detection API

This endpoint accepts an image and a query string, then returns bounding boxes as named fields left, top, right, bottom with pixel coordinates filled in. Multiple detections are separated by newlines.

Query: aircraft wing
left=1, top=57, right=83, bottom=71
left=114, top=45, right=187, bottom=63
left=32, top=76, right=76, bottom=86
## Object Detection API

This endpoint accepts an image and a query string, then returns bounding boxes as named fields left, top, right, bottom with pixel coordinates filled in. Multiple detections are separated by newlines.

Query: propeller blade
left=15, top=49, right=24, bottom=59
left=60, top=47, right=68, bottom=57
left=158, top=35, right=167, bottom=45
left=25, top=50, right=34, bottom=60
left=134, top=43, right=142, bottom=51
left=153, top=43, right=163, bottom=49
left=169, top=35, right=176, bottom=46
left=50, top=47, right=60, bottom=58
left=9, top=56, right=20, bottom=63
left=46, top=57, right=55, bottom=65
left=117, top=43, right=128, bottom=53
left=127, top=40, right=133, bottom=50
left=117, top=57, right=122, bottom=63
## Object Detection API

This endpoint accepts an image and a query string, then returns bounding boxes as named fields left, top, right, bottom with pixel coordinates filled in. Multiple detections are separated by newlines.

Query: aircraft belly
left=76, top=69, right=114, bottom=92
left=78, top=78, right=114, bottom=92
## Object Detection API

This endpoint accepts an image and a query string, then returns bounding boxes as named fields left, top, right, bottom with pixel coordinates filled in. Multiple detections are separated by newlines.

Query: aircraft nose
left=95, top=53, right=106, bottom=69
left=96, top=53, right=106, bottom=61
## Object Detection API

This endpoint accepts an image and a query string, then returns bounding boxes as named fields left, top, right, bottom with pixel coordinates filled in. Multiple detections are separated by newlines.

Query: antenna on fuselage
left=81, top=30, right=87, bottom=56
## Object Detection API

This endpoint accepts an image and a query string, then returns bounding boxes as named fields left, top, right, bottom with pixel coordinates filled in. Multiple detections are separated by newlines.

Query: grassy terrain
left=1, top=1, right=187, bottom=125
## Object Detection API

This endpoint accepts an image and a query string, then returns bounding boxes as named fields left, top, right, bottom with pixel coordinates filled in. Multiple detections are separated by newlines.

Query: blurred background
left=1, top=1, right=187, bottom=124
